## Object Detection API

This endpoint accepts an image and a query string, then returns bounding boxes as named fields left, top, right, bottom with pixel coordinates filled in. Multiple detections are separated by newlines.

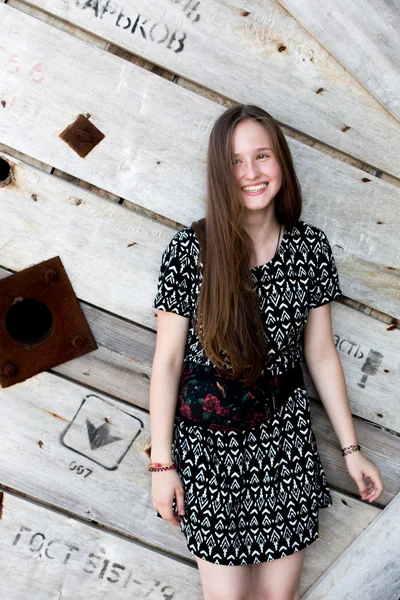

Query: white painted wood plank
left=0, top=260, right=398, bottom=501
left=277, top=0, right=400, bottom=123
left=0, top=17, right=399, bottom=317
left=0, top=4, right=210, bottom=226
left=0, top=492, right=203, bottom=600
left=309, top=399, right=400, bottom=507
left=20, top=0, right=400, bottom=177
left=0, top=370, right=189, bottom=559
left=0, top=172, right=397, bottom=432
left=0, top=152, right=189, bottom=332
left=0, top=370, right=382, bottom=591
left=0, top=9, right=400, bottom=300
left=308, top=303, right=400, bottom=434
left=7, top=0, right=110, bottom=49
left=302, top=492, right=400, bottom=600
left=0, top=152, right=398, bottom=421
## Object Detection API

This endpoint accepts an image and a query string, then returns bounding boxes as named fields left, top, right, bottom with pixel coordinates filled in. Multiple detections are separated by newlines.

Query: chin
left=241, top=198, right=275, bottom=211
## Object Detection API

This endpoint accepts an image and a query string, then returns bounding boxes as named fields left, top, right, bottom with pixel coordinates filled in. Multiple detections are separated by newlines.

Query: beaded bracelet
left=148, top=461, right=177, bottom=472
left=341, top=444, right=361, bottom=457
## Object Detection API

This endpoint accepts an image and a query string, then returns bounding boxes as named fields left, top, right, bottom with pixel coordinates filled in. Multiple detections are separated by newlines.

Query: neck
left=241, top=209, right=281, bottom=245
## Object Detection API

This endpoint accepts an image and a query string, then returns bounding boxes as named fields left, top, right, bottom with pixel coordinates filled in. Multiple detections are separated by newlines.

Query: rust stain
left=316, top=87, right=324, bottom=94
left=387, top=323, right=397, bottom=331
left=104, top=417, right=111, bottom=424
left=341, top=125, right=351, bottom=132
left=127, top=242, right=137, bottom=247
left=59, top=114, right=105, bottom=158
left=1, top=100, right=6, bottom=108
left=38, top=440, right=44, bottom=448
left=140, top=437, right=152, bottom=459
left=376, top=221, right=384, bottom=224
left=31, top=194, right=38, bottom=202
left=277, top=45, right=286, bottom=52
left=362, top=177, right=372, bottom=182
left=0, top=491, right=3, bottom=519
left=0, top=255, right=98, bottom=388
left=376, top=413, right=383, bottom=418
left=45, top=409, right=69, bottom=423
left=240, top=10, right=251, bottom=17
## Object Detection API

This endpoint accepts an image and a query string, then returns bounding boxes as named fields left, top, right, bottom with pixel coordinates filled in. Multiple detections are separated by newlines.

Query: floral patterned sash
left=177, top=361, right=305, bottom=431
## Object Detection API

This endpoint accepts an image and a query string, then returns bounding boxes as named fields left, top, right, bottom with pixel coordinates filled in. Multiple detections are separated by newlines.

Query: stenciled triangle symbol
left=86, top=418, right=123, bottom=450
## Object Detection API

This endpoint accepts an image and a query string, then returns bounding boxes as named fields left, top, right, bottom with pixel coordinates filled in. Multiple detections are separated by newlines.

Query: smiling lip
left=242, top=182, right=269, bottom=196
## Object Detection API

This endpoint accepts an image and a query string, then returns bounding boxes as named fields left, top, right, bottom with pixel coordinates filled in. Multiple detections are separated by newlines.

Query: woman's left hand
left=344, top=451, right=384, bottom=502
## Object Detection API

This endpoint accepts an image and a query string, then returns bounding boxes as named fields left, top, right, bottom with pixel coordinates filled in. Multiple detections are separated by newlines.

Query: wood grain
left=17, top=0, right=400, bottom=176
left=0, top=39, right=399, bottom=316
left=0, top=260, right=398, bottom=503
left=0, top=491, right=203, bottom=599
left=0, top=370, right=382, bottom=592
left=0, top=153, right=398, bottom=430
left=302, top=492, right=400, bottom=600
left=277, top=0, right=400, bottom=123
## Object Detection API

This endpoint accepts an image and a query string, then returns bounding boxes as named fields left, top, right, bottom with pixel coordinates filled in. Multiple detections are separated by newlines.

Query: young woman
left=149, top=104, right=383, bottom=600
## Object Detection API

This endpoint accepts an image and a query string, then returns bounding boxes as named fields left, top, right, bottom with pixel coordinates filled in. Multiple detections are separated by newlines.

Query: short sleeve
left=152, top=228, right=197, bottom=318
left=308, top=227, right=343, bottom=309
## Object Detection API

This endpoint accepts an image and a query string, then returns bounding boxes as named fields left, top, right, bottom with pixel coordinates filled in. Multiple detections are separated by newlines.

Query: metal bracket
left=59, top=114, right=105, bottom=158
left=0, top=256, right=98, bottom=387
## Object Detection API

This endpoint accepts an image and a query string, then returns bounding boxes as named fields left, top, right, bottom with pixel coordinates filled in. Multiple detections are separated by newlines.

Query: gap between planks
left=4, top=0, right=400, bottom=187
left=0, top=147, right=397, bottom=329
left=0, top=483, right=200, bottom=570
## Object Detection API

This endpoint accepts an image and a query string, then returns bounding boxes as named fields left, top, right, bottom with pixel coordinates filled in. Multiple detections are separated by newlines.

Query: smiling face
left=232, top=119, right=283, bottom=215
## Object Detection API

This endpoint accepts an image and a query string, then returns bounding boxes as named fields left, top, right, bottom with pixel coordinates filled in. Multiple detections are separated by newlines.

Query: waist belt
left=177, top=361, right=304, bottom=431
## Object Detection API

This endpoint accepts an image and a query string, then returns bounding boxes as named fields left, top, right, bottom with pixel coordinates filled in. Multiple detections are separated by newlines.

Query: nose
left=242, top=159, right=261, bottom=180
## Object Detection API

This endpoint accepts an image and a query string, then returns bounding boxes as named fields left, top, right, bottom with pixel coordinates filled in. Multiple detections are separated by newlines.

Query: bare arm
left=149, top=310, right=190, bottom=463
left=304, top=303, right=383, bottom=502
left=303, top=303, right=358, bottom=449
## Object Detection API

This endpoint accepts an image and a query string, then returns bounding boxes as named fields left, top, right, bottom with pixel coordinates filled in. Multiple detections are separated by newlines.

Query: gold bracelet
left=341, top=444, right=361, bottom=457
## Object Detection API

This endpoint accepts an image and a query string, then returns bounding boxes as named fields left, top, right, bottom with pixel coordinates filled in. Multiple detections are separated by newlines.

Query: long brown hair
left=192, top=104, right=302, bottom=386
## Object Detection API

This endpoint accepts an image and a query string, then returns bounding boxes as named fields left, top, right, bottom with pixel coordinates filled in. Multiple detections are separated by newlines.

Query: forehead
left=232, top=119, right=273, bottom=155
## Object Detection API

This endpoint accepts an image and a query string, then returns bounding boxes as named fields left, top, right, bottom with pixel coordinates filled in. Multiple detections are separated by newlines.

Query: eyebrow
left=233, top=147, right=273, bottom=157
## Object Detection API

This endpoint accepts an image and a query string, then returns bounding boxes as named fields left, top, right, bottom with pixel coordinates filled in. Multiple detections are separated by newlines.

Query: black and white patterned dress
left=152, top=219, right=342, bottom=566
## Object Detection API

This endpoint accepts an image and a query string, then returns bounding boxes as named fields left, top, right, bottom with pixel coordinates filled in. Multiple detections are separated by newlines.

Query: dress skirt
left=171, top=386, right=333, bottom=566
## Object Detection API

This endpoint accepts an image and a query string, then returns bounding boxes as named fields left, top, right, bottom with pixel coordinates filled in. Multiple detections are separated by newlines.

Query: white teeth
left=243, top=183, right=268, bottom=191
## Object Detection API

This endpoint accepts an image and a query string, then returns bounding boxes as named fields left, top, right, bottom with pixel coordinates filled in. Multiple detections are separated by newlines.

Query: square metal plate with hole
left=0, top=256, right=98, bottom=388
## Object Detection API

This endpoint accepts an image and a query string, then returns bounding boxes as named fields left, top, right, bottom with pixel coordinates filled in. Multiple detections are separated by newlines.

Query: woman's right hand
left=152, top=469, right=185, bottom=526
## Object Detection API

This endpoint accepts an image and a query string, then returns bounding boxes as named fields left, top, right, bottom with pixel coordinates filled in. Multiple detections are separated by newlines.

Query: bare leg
left=252, top=547, right=306, bottom=600
left=195, top=555, right=254, bottom=600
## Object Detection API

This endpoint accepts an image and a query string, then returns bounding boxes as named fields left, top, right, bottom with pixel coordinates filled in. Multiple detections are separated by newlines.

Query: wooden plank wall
left=276, top=0, right=400, bottom=123
left=0, top=1, right=399, bottom=598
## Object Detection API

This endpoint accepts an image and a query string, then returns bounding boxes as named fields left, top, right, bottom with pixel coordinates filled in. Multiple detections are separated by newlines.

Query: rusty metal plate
left=0, top=256, right=98, bottom=388
left=59, top=114, right=105, bottom=158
